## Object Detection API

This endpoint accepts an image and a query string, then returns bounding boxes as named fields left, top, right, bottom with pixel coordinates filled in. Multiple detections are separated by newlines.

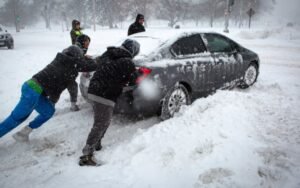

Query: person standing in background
left=128, top=14, right=146, bottom=36
left=70, top=19, right=82, bottom=44
left=79, top=39, right=140, bottom=166
left=69, top=19, right=83, bottom=111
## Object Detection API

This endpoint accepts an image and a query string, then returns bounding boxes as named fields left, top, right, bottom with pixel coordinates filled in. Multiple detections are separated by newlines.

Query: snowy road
left=0, top=28, right=300, bottom=188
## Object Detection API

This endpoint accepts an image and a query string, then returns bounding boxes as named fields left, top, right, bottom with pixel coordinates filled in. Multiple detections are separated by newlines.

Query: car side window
left=171, top=34, right=206, bottom=56
left=204, top=34, right=233, bottom=53
left=0, top=27, right=2, bottom=32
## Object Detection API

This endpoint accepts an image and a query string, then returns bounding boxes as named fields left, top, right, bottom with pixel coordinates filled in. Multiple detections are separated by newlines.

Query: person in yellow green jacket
left=70, top=20, right=83, bottom=45
left=69, top=19, right=83, bottom=111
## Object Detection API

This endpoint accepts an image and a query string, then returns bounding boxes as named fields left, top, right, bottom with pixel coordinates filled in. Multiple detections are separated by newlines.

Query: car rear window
left=171, top=34, right=206, bottom=56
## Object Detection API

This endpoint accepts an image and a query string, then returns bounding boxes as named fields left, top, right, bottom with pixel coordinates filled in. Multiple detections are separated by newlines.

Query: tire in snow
left=160, top=83, right=191, bottom=120
left=239, top=63, right=259, bottom=89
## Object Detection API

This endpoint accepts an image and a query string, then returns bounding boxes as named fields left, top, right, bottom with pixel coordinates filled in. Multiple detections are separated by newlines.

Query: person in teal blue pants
left=0, top=34, right=97, bottom=142
left=0, top=80, right=54, bottom=139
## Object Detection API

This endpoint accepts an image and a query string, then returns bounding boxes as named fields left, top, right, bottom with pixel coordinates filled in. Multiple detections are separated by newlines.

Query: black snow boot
left=79, top=155, right=98, bottom=166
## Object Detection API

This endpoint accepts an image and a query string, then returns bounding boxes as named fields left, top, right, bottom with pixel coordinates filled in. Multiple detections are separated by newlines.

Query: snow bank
left=100, top=90, right=264, bottom=187
left=97, top=81, right=300, bottom=188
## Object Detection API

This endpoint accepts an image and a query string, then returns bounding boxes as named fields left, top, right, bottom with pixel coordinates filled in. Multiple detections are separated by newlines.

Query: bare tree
left=188, top=0, right=225, bottom=28
left=12, top=0, right=20, bottom=32
left=189, top=0, right=206, bottom=27
left=40, top=1, right=58, bottom=30
left=93, top=0, right=96, bottom=31
left=0, top=0, right=23, bottom=31
left=41, top=5, right=50, bottom=29
left=0, top=0, right=277, bottom=30
left=157, top=0, right=189, bottom=28
left=61, top=11, right=69, bottom=31
left=229, top=0, right=276, bottom=28
left=209, top=0, right=225, bottom=27
left=94, top=0, right=130, bottom=29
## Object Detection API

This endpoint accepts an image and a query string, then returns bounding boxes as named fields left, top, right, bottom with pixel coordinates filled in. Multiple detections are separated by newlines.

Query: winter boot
left=79, top=155, right=98, bottom=166
left=13, top=126, right=33, bottom=142
left=70, top=102, right=80, bottom=111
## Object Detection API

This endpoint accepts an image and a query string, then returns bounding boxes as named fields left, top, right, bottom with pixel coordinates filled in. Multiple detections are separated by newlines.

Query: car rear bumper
left=114, top=89, right=161, bottom=116
left=79, top=75, right=162, bottom=116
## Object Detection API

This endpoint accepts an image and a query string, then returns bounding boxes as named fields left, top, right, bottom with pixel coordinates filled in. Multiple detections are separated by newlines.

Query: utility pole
left=239, top=0, right=244, bottom=28
left=247, top=8, right=255, bottom=29
left=210, top=0, right=217, bottom=28
left=12, top=0, right=20, bottom=32
left=93, top=0, right=96, bottom=31
left=223, top=0, right=230, bottom=33
left=223, top=0, right=234, bottom=33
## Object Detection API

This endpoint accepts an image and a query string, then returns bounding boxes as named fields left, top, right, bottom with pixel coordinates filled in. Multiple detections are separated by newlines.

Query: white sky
left=272, top=0, right=300, bottom=23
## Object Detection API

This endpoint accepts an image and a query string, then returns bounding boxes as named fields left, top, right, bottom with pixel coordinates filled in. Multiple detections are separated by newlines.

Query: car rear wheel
left=239, top=63, right=258, bottom=89
left=160, top=83, right=191, bottom=120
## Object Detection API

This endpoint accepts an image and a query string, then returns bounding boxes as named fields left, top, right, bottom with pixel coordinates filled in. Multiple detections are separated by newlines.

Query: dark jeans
left=82, top=102, right=114, bottom=156
left=67, top=80, right=78, bottom=103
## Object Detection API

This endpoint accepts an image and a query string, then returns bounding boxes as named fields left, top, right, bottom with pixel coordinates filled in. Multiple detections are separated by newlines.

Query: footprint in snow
left=197, top=168, right=234, bottom=185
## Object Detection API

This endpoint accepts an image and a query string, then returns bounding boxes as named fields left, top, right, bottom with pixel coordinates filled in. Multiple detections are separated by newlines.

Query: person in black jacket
left=0, top=34, right=97, bottom=142
left=79, top=39, right=140, bottom=166
left=128, top=14, right=146, bottom=36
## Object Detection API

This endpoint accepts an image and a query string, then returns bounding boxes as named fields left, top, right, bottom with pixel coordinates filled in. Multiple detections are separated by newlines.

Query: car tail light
left=136, top=67, right=152, bottom=84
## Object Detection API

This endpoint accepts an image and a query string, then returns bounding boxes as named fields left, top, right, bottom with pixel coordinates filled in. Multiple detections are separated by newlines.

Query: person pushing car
left=79, top=39, right=140, bottom=166
left=0, top=34, right=97, bottom=142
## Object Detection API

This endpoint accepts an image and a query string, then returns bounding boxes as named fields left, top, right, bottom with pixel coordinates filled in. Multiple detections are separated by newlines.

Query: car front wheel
left=239, top=63, right=258, bottom=89
left=7, top=40, right=14, bottom=49
left=160, top=83, right=191, bottom=120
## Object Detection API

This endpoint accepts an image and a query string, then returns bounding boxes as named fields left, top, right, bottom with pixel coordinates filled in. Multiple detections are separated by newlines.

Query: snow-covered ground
left=0, top=26, right=300, bottom=188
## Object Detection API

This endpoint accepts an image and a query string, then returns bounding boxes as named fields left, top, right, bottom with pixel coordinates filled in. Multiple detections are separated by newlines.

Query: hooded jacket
left=88, top=47, right=137, bottom=106
left=127, top=14, right=146, bottom=36
left=33, top=45, right=97, bottom=103
left=70, top=20, right=83, bottom=44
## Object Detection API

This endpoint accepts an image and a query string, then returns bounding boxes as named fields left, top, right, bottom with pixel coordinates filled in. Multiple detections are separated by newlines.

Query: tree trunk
left=92, top=0, right=96, bottom=31
left=210, top=0, right=217, bottom=28
left=239, top=0, right=244, bottom=28
left=12, top=0, right=20, bottom=32
left=41, top=5, right=51, bottom=30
